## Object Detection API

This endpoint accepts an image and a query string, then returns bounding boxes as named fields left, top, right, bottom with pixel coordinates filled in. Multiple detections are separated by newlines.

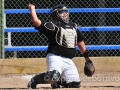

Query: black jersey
left=35, top=20, right=84, bottom=59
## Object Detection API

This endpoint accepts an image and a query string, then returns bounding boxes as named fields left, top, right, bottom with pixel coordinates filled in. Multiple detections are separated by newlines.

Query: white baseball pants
left=46, top=53, right=80, bottom=83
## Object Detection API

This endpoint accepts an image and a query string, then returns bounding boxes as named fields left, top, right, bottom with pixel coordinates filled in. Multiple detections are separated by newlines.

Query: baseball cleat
left=27, top=81, right=36, bottom=89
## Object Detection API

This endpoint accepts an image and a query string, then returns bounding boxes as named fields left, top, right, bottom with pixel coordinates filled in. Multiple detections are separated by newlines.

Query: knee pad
left=61, top=81, right=81, bottom=88
left=32, top=70, right=60, bottom=84
left=46, top=70, right=61, bottom=84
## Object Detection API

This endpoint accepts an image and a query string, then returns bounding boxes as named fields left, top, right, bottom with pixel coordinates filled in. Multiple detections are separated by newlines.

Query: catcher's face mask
left=51, top=4, right=69, bottom=23
left=58, top=8, right=69, bottom=22
left=58, top=9, right=68, bottom=14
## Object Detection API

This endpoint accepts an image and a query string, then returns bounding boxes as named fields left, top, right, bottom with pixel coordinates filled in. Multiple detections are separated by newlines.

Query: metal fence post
left=0, top=0, right=4, bottom=59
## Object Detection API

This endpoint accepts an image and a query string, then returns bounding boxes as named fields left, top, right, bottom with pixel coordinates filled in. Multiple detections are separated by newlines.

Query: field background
left=0, top=57, right=120, bottom=90
left=1, top=0, right=119, bottom=89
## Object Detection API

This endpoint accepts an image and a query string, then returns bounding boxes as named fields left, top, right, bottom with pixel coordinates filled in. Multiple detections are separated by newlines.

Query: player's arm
left=77, top=30, right=95, bottom=76
left=77, top=41, right=90, bottom=61
left=28, top=4, right=41, bottom=27
left=76, top=30, right=90, bottom=61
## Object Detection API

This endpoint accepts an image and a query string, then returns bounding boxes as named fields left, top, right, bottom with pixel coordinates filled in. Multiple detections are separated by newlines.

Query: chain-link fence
left=4, top=0, right=120, bottom=58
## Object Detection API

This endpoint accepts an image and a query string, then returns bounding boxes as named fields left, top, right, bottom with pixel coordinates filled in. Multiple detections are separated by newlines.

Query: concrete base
left=0, top=57, right=120, bottom=74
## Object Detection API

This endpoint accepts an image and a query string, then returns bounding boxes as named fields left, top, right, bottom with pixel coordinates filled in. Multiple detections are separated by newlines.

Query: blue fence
left=4, top=8, right=120, bottom=52
left=4, top=8, right=120, bottom=14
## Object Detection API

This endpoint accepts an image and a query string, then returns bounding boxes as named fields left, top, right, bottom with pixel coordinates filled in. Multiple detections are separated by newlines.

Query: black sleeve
left=77, top=29, right=85, bottom=42
left=34, top=20, right=47, bottom=33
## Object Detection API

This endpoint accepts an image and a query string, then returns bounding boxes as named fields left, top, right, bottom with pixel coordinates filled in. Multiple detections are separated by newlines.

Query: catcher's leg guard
left=51, top=81, right=61, bottom=89
left=27, top=81, right=37, bottom=89
left=51, top=80, right=81, bottom=89
left=46, top=70, right=60, bottom=84
left=27, top=72, right=47, bottom=89
left=61, top=81, right=81, bottom=88
left=27, top=70, right=60, bottom=89
left=51, top=76, right=64, bottom=89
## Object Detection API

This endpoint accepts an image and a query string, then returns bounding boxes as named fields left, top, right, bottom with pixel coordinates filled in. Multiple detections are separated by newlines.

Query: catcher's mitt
left=84, top=60, right=95, bottom=76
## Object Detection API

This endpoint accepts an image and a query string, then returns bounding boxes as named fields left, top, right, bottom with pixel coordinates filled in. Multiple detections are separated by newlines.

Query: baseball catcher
left=28, top=4, right=95, bottom=89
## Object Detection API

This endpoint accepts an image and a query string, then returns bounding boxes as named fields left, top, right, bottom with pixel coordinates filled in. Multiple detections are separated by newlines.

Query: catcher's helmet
left=51, top=4, right=69, bottom=23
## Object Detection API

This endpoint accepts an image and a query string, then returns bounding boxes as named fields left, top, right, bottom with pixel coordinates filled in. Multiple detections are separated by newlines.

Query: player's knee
left=46, top=70, right=61, bottom=84
left=31, top=70, right=60, bottom=84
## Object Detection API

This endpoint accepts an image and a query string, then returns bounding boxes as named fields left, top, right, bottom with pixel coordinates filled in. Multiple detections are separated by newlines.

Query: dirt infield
left=0, top=57, right=120, bottom=90
left=0, top=72, right=120, bottom=90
